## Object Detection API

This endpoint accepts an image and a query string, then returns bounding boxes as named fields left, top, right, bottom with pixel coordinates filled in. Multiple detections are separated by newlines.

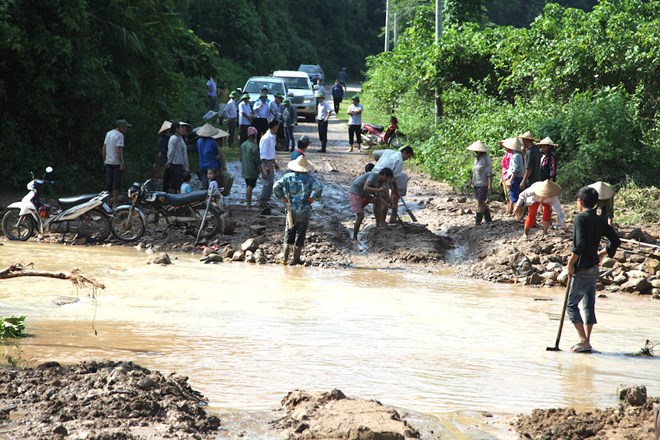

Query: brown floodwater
left=1, top=240, right=658, bottom=438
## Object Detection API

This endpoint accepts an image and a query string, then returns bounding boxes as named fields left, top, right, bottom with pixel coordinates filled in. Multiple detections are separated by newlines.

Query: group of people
left=466, top=132, right=621, bottom=353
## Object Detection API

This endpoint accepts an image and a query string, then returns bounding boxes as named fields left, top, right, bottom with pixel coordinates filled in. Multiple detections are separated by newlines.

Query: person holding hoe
left=565, top=186, right=620, bottom=353
left=273, top=155, right=323, bottom=265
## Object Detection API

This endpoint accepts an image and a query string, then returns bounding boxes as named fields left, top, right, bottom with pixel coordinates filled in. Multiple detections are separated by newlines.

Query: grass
left=615, top=180, right=660, bottom=225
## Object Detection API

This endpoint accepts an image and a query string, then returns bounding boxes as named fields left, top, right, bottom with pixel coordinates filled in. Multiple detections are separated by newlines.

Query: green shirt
left=240, top=140, right=260, bottom=179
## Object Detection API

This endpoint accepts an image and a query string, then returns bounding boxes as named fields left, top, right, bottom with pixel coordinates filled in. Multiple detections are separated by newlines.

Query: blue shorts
left=509, top=176, right=523, bottom=202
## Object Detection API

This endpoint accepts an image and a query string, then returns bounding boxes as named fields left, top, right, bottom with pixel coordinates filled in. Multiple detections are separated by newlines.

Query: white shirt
left=347, top=103, right=363, bottom=126
left=103, top=129, right=124, bottom=165
left=259, top=130, right=277, bottom=160
left=238, top=100, right=252, bottom=125
left=253, top=98, right=270, bottom=118
left=516, top=188, right=566, bottom=226
left=373, top=149, right=404, bottom=178
left=224, top=98, right=238, bottom=119
left=316, top=100, right=332, bottom=121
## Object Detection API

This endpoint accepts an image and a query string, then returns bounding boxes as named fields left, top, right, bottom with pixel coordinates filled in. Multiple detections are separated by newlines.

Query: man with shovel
left=565, top=186, right=620, bottom=352
left=372, top=145, right=414, bottom=223
left=273, top=156, right=323, bottom=265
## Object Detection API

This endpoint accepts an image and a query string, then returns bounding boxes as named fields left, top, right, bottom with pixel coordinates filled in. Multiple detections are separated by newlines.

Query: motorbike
left=1, top=167, right=112, bottom=242
left=110, top=179, right=222, bottom=242
left=361, top=115, right=407, bottom=149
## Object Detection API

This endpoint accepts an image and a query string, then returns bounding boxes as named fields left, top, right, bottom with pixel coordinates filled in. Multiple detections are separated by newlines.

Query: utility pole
left=393, top=12, right=398, bottom=48
left=385, top=0, right=390, bottom=52
left=435, top=0, right=443, bottom=122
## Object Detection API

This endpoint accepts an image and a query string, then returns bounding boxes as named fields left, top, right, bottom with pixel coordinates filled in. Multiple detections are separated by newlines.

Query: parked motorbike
left=1, top=167, right=112, bottom=242
left=361, top=115, right=407, bottom=149
left=110, top=179, right=222, bottom=242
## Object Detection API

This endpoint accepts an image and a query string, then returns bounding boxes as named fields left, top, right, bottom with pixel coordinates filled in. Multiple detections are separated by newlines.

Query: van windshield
left=279, top=77, right=310, bottom=89
left=245, top=81, right=285, bottom=95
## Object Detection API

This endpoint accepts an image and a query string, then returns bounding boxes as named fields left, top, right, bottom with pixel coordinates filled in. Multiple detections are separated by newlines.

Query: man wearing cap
left=225, top=91, right=239, bottom=147
left=347, top=95, right=363, bottom=152
left=240, top=126, right=262, bottom=208
left=316, top=92, right=333, bottom=153
left=515, top=179, right=566, bottom=238
left=238, top=92, right=253, bottom=145
left=331, top=79, right=344, bottom=114
left=282, top=99, right=297, bottom=152
left=102, top=119, right=131, bottom=208
left=292, top=135, right=310, bottom=160
left=372, top=145, right=414, bottom=223
left=253, top=91, right=270, bottom=139
left=518, top=131, right=540, bottom=191
left=273, top=155, right=323, bottom=265
left=589, top=181, right=615, bottom=226
left=258, top=120, right=281, bottom=208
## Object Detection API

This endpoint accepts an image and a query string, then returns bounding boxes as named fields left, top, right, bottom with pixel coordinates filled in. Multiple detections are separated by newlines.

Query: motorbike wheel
left=80, top=209, right=111, bottom=242
left=388, top=134, right=407, bottom=149
left=110, top=207, right=146, bottom=242
left=195, top=207, right=222, bottom=239
left=2, top=210, right=34, bottom=241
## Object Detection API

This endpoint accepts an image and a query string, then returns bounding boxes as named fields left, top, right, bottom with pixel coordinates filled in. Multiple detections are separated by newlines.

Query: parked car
left=241, top=76, right=290, bottom=105
left=298, top=64, right=324, bottom=85
left=272, top=70, right=316, bottom=122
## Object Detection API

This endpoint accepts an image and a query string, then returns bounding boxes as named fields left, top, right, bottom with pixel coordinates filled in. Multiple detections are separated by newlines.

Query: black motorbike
left=110, top=179, right=222, bottom=242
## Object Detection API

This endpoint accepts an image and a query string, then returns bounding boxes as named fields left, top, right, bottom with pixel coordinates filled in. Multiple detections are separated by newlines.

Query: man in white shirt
left=316, top=92, right=333, bottom=152
left=238, top=93, right=253, bottom=145
left=373, top=146, right=414, bottom=223
left=224, top=90, right=239, bottom=147
left=102, top=119, right=131, bottom=208
left=346, top=95, right=363, bottom=152
left=258, top=120, right=281, bottom=208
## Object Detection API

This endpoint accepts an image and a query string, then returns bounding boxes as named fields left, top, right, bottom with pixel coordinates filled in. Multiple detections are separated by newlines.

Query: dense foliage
left=362, top=0, right=660, bottom=199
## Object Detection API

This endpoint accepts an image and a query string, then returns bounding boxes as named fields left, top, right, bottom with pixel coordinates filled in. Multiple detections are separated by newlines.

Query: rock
left=540, top=244, right=554, bottom=254
left=250, top=224, right=267, bottom=235
left=646, top=258, right=660, bottom=275
left=527, top=273, right=543, bottom=285
left=542, top=271, right=558, bottom=282
left=651, top=279, right=660, bottom=289
left=516, top=256, right=533, bottom=276
left=627, top=270, right=647, bottom=278
left=621, top=278, right=652, bottom=294
left=629, top=254, right=646, bottom=264
left=221, top=215, right=236, bottom=234
left=616, top=384, right=647, bottom=406
left=201, top=253, right=224, bottom=264
left=53, top=425, right=68, bottom=435
left=546, top=262, right=563, bottom=272
left=601, top=257, right=617, bottom=268
left=221, top=245, right=234, bottom=259
left=457, top=197, right=467, bottom=203
left=231, top=250, right=245, bottom=262
left=254, top=249, right=267, bottom=264
left=147, top=253, right=171, bottom=265
left=245, top=250, right=256, bottom=263
left=557, top=269, right=569, bottom=286
left=241, top=238, right=261, bottom=252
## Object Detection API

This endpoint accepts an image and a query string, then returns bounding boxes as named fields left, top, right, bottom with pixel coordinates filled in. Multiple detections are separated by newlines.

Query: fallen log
left=0, top=262, right=105, bottom=290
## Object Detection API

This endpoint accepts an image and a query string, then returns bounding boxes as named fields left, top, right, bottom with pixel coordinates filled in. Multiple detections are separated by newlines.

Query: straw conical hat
left=466, top=140, right=488, bottom=153
left=518, top=130, right=536, bottom=141
left=211, top=128, right=230, bottom=139
left=588, top=181, right=614, bottom=200
left=158, top=120, right=172, bottom=135
left=530, top=179, right=562, bottom=198
left=498, top=137, right=523, bottom=152
left=287, top=155, right=316, bottom=173
left=197, top=123, right=220, bottom=138
left=535, top=137, right=557, bottom=148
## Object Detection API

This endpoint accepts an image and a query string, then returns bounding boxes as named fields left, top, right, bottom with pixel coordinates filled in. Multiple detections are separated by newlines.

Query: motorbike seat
left=58, top=194, right=98, bottom=210
left=160, top=190, right=208, bottom=206
left=366, top=124, right=384, bottom=133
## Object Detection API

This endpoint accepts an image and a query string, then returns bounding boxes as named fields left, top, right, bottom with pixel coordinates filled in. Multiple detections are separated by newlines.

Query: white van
left=272, top=70, right=316, bottom=122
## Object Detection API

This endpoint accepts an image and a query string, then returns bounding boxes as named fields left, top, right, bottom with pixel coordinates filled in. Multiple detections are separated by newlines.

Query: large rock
left=147, top=253, right=171, bottom=265
left=616, top=384, right=647, bottom=406
left=621, top=278, right=653, bottom=294
left=516, top=256, right=533, bottom=276
left=601, top=257, right=617, bottom=268
left=646, top=258, right=660, bottom=275
left=527, top=273, right=543, bottom=285
left=241, top=237, right=261, bottom=252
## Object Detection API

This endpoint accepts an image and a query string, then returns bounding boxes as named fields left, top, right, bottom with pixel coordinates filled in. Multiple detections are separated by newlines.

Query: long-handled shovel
left=195, top=189, right=213, bottom=245
left=547, top=277, right=572, bottom=351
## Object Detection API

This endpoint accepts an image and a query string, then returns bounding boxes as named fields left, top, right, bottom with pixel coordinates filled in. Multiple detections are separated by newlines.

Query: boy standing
left=565, top=186, right=620, bottom=352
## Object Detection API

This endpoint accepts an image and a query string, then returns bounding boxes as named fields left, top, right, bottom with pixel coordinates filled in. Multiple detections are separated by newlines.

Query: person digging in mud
left=467, top=140, right=493, bottom=225
left=291, top=135, right=311, bottom=160
left=372, top=146, right=414, bottom=223
left=588, top=181, right=615, bottom=226
left=349, top=167, right=394, bottom=241
left=514, top=179, right=566, bottom=238
left=566, top=186, right=620, bottom=353
left=273, top=156, right=323, bottom=265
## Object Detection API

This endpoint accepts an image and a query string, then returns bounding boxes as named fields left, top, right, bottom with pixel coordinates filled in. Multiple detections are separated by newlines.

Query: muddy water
left=1, top=241, right=659, bottom=431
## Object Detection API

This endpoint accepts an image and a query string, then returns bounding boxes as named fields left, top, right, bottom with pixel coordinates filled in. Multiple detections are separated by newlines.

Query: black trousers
left=317, top=120, right=328, bottom=151
left=348, top=125, right=362, bottom=145
left=285, top=217, right=310, bottom=246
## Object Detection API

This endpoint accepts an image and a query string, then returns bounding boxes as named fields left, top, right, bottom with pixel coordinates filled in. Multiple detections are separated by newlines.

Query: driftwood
left=0, top=262, right=105, bottom=290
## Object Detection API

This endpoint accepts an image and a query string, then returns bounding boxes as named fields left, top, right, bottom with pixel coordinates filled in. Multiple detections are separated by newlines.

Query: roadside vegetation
left=362, top=0, right=660, bottom=220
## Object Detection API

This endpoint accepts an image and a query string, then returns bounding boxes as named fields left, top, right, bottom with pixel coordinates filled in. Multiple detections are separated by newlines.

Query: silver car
left=241, top=76, right=289, bottom=106
left=272, top=70, right=316, bottom=122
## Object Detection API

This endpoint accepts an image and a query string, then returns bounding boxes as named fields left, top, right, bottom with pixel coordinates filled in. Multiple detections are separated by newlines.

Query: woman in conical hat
left=153, top=120, right=173, bottom=180
left=515, top=179, right=566, bottom=238
left=588, top=181, right=615, bottom=225
left=467, top=140, right=493, bottom=224
left=499, top=137, right=525, bottom=216
left=537, top=137, right=558, bottom=182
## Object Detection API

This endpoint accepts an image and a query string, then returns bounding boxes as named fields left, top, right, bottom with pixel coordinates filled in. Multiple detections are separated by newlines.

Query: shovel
left=397, top=193, right=417, bottom=222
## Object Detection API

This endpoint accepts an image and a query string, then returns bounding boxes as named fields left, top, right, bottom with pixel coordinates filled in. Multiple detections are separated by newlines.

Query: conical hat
left=530, top=179, right=562, bottom=198
left=211, top=128, right=230, bottom=139
left=588, top=181, right=614, bottom=200
left=287, top=155, right=315, bottom=173
left=197, top=123, right=220, bottom=138
left=518, top=130, right=536, bottom=141
left=498, top=137, right=522, bottom=152
left=535, top=137, right=557, bottom=148
left=466, top=140, right=488, bottom=153
left=158, top=120, right=172, bottom=135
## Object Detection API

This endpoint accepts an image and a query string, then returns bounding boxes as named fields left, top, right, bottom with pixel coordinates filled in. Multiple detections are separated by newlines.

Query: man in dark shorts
left=348, top=167, right=393, bottom=241
left=239, top=127, right=262, bottom=208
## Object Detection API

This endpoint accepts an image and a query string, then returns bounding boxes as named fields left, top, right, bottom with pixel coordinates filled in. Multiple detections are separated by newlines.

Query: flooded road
left=1, top=241, right=658, bottom=432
